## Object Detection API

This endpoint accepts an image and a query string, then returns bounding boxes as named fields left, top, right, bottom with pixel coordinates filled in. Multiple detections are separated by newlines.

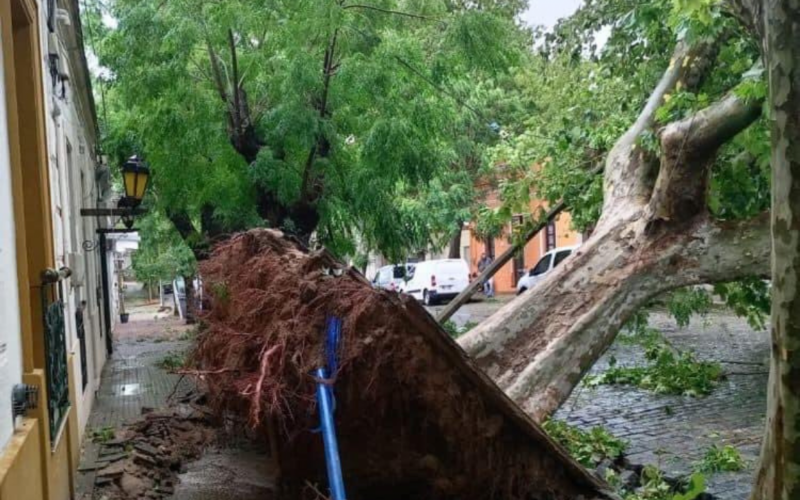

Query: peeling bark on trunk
left=460, top=212, right=769, bottom=421
left=746, top=1, right=800, bottom=498
left=460, top=36, right=768, bottom=422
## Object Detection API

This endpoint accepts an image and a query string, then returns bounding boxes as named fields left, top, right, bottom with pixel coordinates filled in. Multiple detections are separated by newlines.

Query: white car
left=516, top=246, right=578, bottom=294
left=372, top=264, right=410, bottom=292
left=400, top=259, right=470, bottom=305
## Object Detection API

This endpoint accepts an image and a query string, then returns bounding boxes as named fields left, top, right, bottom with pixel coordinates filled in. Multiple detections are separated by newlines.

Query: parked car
left=372, top=264, right=410, bottom=291
left=516, top=245, right=579, bottom=294
left=400, top=259, right=470, bottom=305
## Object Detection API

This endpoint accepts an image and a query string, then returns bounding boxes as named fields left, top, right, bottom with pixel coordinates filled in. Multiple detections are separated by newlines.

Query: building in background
left=0, top=1, right=112, bottom=499
left=363, top=178, right=582, bottom=295
left=465, top=180, right=582, bottom=295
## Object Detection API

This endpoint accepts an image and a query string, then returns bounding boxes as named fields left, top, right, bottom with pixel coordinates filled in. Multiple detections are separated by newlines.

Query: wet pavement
left=76, top=294, right=275, bottom=500
left=170, top=449, right=276, bottom=500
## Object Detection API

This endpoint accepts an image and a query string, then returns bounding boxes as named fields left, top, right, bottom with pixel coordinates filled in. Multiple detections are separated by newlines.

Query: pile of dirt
left=192, top=229, right=617, bottom=500
left=92, top=401, right=217, bottom=499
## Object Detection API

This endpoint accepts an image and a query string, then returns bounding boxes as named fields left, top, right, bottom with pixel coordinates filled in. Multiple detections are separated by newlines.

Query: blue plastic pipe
left=315, top=367, right=347, bottom=500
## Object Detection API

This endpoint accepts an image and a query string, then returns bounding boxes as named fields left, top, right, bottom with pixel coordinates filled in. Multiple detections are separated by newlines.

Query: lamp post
left=79, top=154, right=151, bottom=346
left=80, top=154, right=151, bottom=235
left=119, top=155, right=150, bottom=208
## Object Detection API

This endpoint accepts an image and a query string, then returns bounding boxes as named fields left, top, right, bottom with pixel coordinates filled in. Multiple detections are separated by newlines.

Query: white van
left=516, top=245, right=578, bottom=294
left=372, top=264, right=409, bottom=291
left=400, top=259, right=470, bottom=305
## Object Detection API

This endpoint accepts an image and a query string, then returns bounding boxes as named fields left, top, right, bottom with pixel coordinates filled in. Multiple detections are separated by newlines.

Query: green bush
left=442, top=320, right=479, bottom=339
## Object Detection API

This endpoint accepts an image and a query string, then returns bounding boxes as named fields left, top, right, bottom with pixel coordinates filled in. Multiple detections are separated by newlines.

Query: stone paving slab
left=77, top=304, right=195, bottom=499
left=556, top=311, right=767, bottom=500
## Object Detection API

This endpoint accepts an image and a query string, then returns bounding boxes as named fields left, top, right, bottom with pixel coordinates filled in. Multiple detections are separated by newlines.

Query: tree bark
left=459, top=36, right=767, bottom=422
left=460, top=211, right=769, bottom=421
left=184, top=274, right=197, bottom=325
left=448, top=221, right=463, bottom=259
left=747, top=1, right=800, bottom=498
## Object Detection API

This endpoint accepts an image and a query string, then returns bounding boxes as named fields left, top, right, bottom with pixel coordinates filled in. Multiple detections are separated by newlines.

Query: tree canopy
left=479, top=0, right=771, bottom=323
left=86, top=0, right=533, bottom=262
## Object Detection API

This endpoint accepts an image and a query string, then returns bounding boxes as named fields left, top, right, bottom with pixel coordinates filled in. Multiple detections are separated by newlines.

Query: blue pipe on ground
left=315, top=366, right=347, bottom=500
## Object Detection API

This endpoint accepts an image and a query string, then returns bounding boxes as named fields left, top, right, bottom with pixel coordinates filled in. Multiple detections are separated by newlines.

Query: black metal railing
left=76, top=306, right=88, bottom=392
left=41, top=267, right=71, bottom=444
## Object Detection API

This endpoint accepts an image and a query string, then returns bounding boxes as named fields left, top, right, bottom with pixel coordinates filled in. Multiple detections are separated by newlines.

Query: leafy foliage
left=542, top=419, right=627, bottom=468
left=131, top=212, right=196, bottom=284
left=91, top=426, right=116, bottom=444
left=695, top=444, right=745, bottom=473
left=617, top=467, right=706, bottom=500
left=665, top=288, right=712, bottom=328
left=157, top=352, right=186, bottom=372
left=442, top=319, right=478, bottom=338
left=713, top=279, right=770, bottom=330
left=586, top=343, right=723, bottom=397
left=86, top=0, right=533, bottom=261
left=477, top=0, right=770, bottom=327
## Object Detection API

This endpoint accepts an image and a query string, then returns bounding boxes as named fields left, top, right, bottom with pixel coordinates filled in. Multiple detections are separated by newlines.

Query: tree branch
left=470, top=211, right=770, bottom=421
left=228, top=29, right=242, bottom=133
left=645, top=90, right=763, bottom=225
left=598, top=39, right=724, bottom=230
left=688, top=212, right=771, bottom=283
left=724, top=0, right=762, bottom=38
left=205, top=37, right=229, bottom=104
left=300, top=29, right=338, bottom=199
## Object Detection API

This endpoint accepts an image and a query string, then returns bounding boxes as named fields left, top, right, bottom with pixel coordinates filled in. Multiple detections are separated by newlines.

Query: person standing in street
left=477, top=252, right=494, bottom=298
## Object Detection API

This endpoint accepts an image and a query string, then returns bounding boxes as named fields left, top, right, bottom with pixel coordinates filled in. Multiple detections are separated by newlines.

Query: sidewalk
left=77, top=299, right=194, bottom=498
left=76, top=295, right=275, bottom=500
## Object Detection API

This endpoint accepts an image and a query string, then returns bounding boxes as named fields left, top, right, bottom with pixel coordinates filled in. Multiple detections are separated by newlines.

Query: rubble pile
left=92, top=401, right=216, bottom=499
left=191, top=229, right=618, bottom=500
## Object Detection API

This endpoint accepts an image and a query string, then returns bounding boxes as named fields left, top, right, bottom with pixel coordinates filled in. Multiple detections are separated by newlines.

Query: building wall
left=37, top=0, right=107, bottom=438
left=0, top=0, right=69, bottom=498
left=0, top=23, right=23, bottom=452
left=1, top=1, right=108, bottom=499
left=468, top=204, right=582, bottom=295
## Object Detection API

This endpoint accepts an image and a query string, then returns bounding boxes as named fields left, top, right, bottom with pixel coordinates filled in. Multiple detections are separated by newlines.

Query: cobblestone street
left=433, top=298, right=768, bottom=499
left=556, top=311, right=768, bottom=500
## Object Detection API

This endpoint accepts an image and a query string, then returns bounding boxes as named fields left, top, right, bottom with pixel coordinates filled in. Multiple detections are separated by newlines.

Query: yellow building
left=0, top=1, right=109, bottom=499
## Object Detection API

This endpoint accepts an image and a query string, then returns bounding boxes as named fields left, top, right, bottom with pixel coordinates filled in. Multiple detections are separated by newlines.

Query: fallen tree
left=191, top=229, right=617, bottom=500
left=458, top=36, right=771, bottom=422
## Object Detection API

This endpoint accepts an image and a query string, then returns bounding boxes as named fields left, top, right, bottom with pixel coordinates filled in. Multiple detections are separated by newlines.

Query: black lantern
left=120, top=155, right=150, bottom=208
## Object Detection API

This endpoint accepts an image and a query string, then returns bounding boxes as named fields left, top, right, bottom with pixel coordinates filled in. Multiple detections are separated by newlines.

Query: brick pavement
left=556, top=310, right=768, bottom=500
left=77, top=302, right=195, bottom=498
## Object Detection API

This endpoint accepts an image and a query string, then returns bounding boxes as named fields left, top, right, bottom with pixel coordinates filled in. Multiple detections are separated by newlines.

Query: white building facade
left=38, top=0, right=112, bottom=439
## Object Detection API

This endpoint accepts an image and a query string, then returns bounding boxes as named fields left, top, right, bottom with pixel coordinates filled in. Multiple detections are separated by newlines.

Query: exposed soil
left=191, top=229, right=617, bottom=500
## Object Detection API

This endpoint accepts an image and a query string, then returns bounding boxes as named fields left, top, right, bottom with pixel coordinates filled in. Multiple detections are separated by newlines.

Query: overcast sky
left=520, top=0, right=583, bottom=29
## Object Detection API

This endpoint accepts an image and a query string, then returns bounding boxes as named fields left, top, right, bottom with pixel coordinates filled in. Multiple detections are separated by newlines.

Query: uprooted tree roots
left=190, top=229, right=616, bottom=500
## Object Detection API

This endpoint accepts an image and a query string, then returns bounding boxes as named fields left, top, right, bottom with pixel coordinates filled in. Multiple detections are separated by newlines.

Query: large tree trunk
left=459, top=40, right=769, bottom=421
left=448, top=221, right=463, bottom=259
left=739, top=1, right=800, bottom=498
